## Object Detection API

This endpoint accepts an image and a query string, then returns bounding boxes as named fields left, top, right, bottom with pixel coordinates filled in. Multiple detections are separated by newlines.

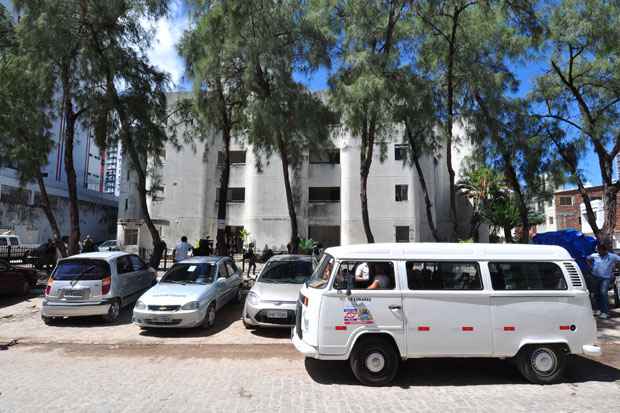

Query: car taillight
left=45, top=277, right=53, bottom=296
left=102, top=276, right=112, bottom=295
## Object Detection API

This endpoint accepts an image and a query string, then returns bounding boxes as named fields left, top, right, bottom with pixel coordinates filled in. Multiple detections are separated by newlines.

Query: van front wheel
left=517, top=345, right=567, bottom=384
left=350, top=336, right=399, bottom=386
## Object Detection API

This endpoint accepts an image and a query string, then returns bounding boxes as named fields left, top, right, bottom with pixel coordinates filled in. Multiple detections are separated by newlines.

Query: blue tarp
left=532, top=230, right=597, bottom=273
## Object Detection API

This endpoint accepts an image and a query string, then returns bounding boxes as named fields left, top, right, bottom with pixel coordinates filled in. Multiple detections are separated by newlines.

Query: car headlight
left=181, top=301, right=199, bottom=310
left=247, top=291, right=260, bottom=306
left=135, top=301, right=146, bottom=310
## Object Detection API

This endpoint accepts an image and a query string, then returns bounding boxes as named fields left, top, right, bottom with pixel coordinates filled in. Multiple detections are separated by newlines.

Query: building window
left=127, top=169, right=130, bottom=181
left=394, top=145, right=408, bottom=161
left=308, top=225, right=341, bottom=248
left=395, top=185, right=408, bottom=202
left=216, top=187, right=246, bottom=203
left=124, top=198, right=128, bottom=210
left=395, top=226, right=409, bottom=243
left=309, top=187, right=340, bottom=202
left=559, top=196, right=573, bottom=206
left=549, top=216, right=554, bottom=225
left=309, top=149, right=340, bottom=164
left=124, top=228, right=139, bottom=246
left=218, top=150, right=246, bottom=165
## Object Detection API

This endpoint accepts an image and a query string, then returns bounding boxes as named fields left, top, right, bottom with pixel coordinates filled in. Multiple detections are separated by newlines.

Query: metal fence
left=0, top=246, right=54, bottom=272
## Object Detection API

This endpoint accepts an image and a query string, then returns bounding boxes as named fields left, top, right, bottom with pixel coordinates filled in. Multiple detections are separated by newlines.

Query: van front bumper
left=292, top=328, right=319, bottom=358
left=41, top=299, right=112, bottom=317
left=582, top=344, right=602, bottom=357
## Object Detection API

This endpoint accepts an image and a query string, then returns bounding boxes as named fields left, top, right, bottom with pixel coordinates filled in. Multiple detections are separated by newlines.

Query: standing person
left=587, top=241, right=620, bottom=319
left=173, top=236, right=192, bottom=263
left=82, top=235, right=95, bottom=253
left=246, top=244, right=256, bottom=277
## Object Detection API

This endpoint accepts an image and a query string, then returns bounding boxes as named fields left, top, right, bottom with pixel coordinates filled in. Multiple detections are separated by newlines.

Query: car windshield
left=53, top=260, right=110, bottom=281
left=161, top=263, right=215, bottom=284
left=307, top=254, right=335, bottom=289
left=258, top=260, right=313, bottom=284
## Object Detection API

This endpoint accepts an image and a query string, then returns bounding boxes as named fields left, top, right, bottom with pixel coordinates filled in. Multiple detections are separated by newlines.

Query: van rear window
left=53, top=260, right=110, bottom=281
left=489, top=262, right=567, bottom=290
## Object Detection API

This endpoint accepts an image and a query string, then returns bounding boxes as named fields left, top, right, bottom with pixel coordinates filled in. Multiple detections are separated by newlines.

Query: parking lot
left=1, top=288, right=620, bottom=412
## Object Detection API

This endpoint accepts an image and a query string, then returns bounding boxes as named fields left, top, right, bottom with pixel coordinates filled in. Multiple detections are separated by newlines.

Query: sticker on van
left=344, top=305, right=374, bottom=325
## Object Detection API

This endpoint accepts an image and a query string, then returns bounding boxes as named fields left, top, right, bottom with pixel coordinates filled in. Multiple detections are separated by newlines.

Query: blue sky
left=148, top=2, right=603, bottom=187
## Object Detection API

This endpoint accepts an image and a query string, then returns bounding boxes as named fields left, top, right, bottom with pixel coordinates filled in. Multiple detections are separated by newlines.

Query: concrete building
left=118, top=94, right=479, bottom=251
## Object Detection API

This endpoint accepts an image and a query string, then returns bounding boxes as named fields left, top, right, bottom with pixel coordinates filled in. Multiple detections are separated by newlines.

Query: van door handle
left=389, top=305, right=402, bottom=311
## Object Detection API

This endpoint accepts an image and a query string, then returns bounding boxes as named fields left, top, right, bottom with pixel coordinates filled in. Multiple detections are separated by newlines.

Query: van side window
left=406, top=262, right=482, bottom=290
left=489, top=262, right=567, bottom=290
left=333, top=261, right=395, bottom=290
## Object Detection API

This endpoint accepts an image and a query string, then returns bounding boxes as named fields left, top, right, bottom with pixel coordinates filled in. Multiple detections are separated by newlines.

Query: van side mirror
left=345, top=270, right=353, bottom=296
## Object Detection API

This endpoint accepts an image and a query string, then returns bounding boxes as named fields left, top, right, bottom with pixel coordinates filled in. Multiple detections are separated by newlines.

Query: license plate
left=63, top=289, right=87, bottom=298
left=266, top=310, right=288, bottom=319
left=152, top=315, right=171, bottom=322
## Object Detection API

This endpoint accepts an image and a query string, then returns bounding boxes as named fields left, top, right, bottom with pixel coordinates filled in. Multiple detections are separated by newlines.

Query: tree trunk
left=216, top=128, right=231, bottom=256
left=106, top=78, right=164, bottom=267
left=503, top=226, right=514, bottom=243
left=61, top=68, right=81, bottom=255
left=445, top=13, right=459, bottom=241
left=277, top=134, right=299, bottom=252
left=601, top=184, right=618, bottom=243
left=35, top=171, right=67, bottom=258
left=360, top=120, right=376, bottom=243
left=502, top=153, right=530, bottom=243
left=405, top=124, right=441, bottom=242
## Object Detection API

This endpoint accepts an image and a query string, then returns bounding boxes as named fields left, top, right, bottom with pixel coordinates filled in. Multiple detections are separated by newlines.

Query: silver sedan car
left=243, top=255, right=314, bottom=328
left=133, top=256, right=242, bottom=329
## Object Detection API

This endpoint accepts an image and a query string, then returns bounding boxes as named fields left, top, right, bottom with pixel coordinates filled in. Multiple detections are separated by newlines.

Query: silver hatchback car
left=243, top=255, right=313, bottom=328
left=41, top=252, right=156, bottom=324
left=133, top=256, right=242, bottom=328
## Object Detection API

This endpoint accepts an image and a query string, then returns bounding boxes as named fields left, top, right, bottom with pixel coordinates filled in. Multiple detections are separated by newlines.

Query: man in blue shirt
left=587, top=241, right=620, bottom=319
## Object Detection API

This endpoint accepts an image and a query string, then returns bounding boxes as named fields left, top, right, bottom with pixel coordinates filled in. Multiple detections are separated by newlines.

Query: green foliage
left=298, top=238, right=315, bottom=255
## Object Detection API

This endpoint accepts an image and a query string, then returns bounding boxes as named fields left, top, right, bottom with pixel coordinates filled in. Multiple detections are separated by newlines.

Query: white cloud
left=145, top=2, right=189, bottom=89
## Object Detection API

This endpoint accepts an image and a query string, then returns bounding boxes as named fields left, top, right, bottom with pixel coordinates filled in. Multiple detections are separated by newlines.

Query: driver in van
left=367, top=262, right=391, bottom=290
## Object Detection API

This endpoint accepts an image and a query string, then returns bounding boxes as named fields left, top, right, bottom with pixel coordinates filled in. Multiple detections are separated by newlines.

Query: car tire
left=202, top=303, right=216, bottom=329
left=102, top=299, right=121, bottom=323
left=614, top=283, right=620, bottom=309
left=350, top=336, right=400, bottom=386
left=41, top=315, right=56, bottom=325
left=19, top=279, right=30, bottom=296
left=516, top=344, right=567, bottom=384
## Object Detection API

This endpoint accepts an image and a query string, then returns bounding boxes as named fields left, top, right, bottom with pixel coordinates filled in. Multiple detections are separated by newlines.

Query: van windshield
left=307, top=254, right=335, bottom=289
left=53, top=260, right=110, bottom=281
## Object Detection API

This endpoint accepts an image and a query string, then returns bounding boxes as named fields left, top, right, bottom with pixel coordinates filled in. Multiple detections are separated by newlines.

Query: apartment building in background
left=118, top=93, right=483, bottom=251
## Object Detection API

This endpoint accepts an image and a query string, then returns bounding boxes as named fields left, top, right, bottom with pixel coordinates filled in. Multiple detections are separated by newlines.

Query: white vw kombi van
left=292, top=243, right=601, bottom=386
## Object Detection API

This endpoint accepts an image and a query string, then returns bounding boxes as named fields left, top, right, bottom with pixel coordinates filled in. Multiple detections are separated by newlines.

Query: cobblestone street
left=1, top=290, right=620, bottom=413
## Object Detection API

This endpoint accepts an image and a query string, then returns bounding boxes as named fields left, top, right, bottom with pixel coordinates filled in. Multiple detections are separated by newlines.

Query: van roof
left=324, top=243, right=573, bottom=261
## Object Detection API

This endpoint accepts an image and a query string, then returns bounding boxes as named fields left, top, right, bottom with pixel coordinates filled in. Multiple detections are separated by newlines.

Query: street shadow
left=138, top=302, right=244, bottom=338
left=0, top=288, right=44, bottom=309
left=304, top=355, right=620, bottom=387
left=249, top=327, right=292, bottom=340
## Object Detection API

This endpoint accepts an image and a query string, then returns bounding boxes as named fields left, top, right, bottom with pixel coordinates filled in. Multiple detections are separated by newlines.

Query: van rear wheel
left=350, top=336, right=399, bottom=386
left=516, top=345, right=567, bottom=384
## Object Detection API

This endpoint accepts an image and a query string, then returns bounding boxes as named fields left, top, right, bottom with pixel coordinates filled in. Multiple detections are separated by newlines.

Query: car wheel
left=102, top=299, right=121, bottom=323
left=202, top=303, right=216, bottom=329
left=614, top=284, right=620, bottom=308
left=516, top=345, right=567, bottom=384
left=19, top=279, right=30, bottom=296
left=41, top=315, right=56, bottom=325
left=350, top=336, right=400, bottom=386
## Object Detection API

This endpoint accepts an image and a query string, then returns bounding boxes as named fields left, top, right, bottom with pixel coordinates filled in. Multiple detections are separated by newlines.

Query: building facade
left=554, top=186, right=620, bottom=245
left=117, top=94, right=480, bottom=251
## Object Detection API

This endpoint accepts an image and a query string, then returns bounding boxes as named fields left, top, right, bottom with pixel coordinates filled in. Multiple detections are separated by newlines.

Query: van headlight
left=247, top=291, right=260, bottom=306
left=181, top=301, right=199, bottom=310
left=135, top=301, right=146, bottom=310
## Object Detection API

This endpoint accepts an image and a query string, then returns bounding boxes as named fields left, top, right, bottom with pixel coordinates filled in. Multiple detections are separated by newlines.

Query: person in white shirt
left=174, top=236, right=192, bottom=262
